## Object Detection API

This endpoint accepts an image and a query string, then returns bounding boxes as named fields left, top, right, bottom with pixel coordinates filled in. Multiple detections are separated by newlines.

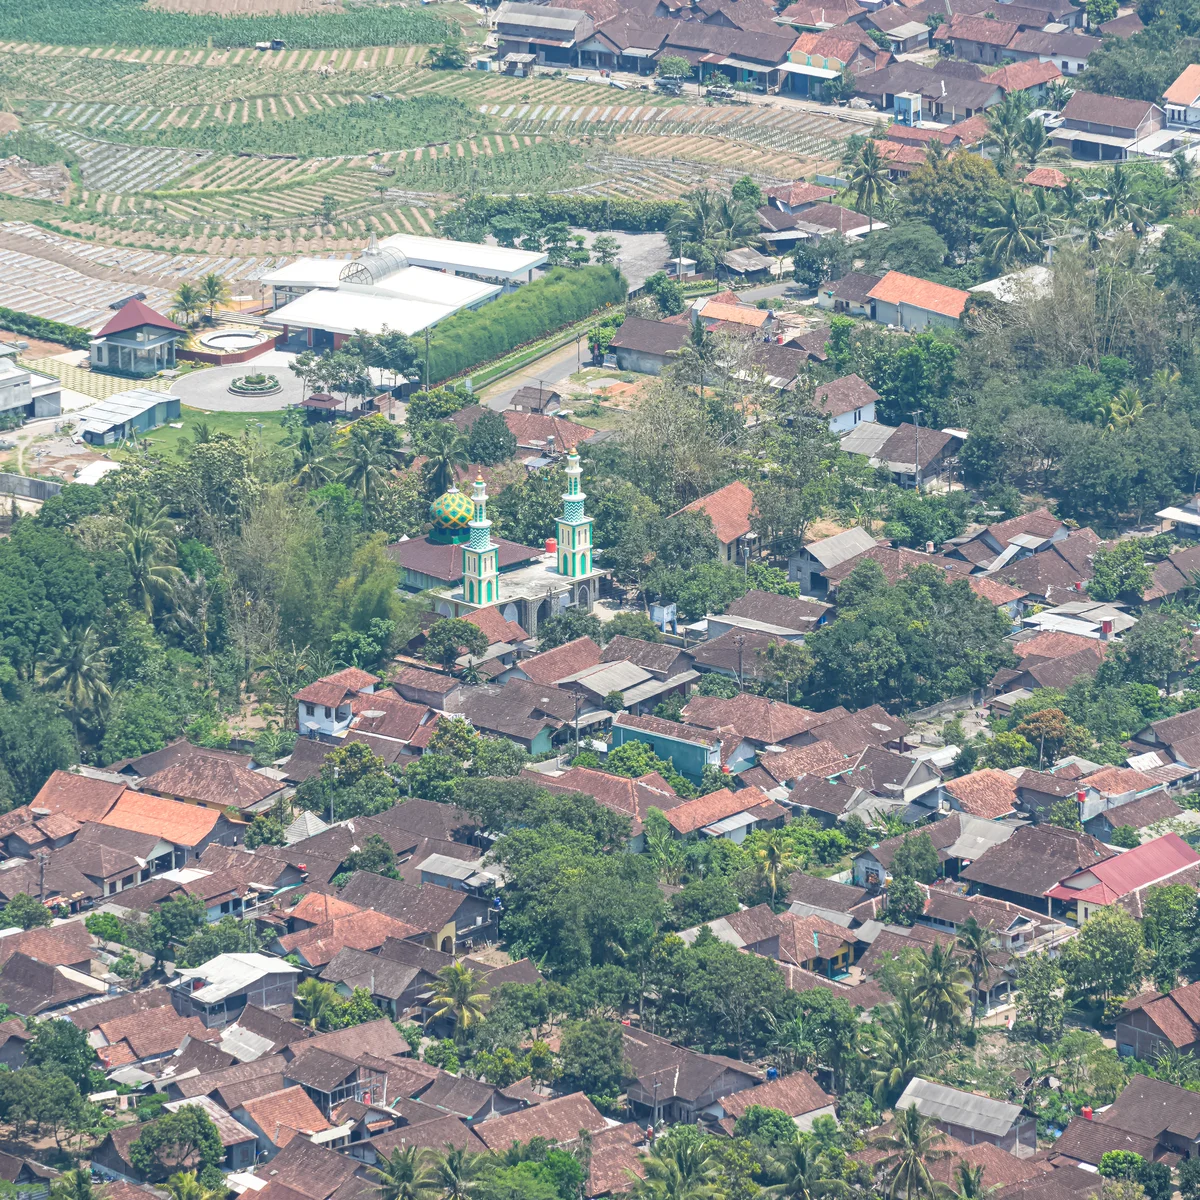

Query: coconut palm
left=981, top=191, right=1043, bottom=268
left=1107, top=385, right=1149, bottom=432
left=1171, top=149, right=1197, bottom=210
left=845, top=139, right=891, bottom=233
left=647, top=825, right=686, bottom=885
left=956, top=916, right=997, bottom=1024
left=948, top=1164, right=1000, bottom=1200
left=121, top=499, right=184, bottom=618
left=427, top=962, right=488, bottom=1043
left=868, top=991, right=940, bottom=1106
left=924, top=138, right=946, bottom=168
left=984, top=94, right=1031, bottom=175
left=1102, top=164, right=1151, bottom=234
left=432, top=1147, right=492, bottom=1200
left=295, top=977, right=337, bottom=1030
left=420, top=422, right=471, bottom=497
left=1045, top=79, right=1074, bottom=110
left=912, top=942, right=972, bottom=1038
left=339, top=428, right=405, bottom=509
left=199, top=272, right=231, bottom=320
left=42, top=625, right=111, bottom=731
left=165, top=1172, right=224, bottom=1200
left=172, top=281, right=202, bottom=325
left=635, top=1133, right=721, bottom=1200
left=1019, top=117, right=1062, bottom=171
left=368, top=1146, right=439, bottom=1200
left=753, top=829, right=795, bottom=904
left=767, top=1142, right=848, bottom=1200
left=50, top=1169, right=97, bottom=1200
left=714, top=192, right=759, bottom=251
left=870, top=1105, right=950, bottom=1200
left=292, top=425, right=335, bottom=490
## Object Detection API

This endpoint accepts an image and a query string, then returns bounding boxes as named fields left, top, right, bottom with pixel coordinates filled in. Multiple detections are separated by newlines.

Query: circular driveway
left=173, top=351, right=304, bottom=412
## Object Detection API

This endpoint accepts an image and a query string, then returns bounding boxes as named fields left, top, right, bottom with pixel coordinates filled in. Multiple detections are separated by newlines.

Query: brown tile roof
left=959, top=823, right=1112, bottom=895
left=278, top=911, right=422, bottom=968
left=1061, top=91, right=1161, bottom=130
left=390, top=667, right=462, bottom=695
left=0, top=921, right=93, bottom=969
left=988, top=57, right=1061, bottom=91
left=940, top=12, right=1020, bottom=43
left=766, top=181, right=838, bottom=206
left=1012, top=631, right=1099, bottom=661
left=171, top=1053, right=291, bottom=1100
left=386, top=536, right=541, bottom=586
left=664, top=786, right=776, bottom=835
left=756, top=740, right=848, bottom=785
left=968, top=576, right=1028, bottom=606
left=141, top=752, right=283, bottom=811
left=69, top=986, right=173, bottom=1031
left=97, top=1007, right=214, bottom=1063
left=337, top=873, right=464, bottom=936
left=809, top=704, right=911, bottom=755
left=588, top=1124, right=645, bottom=1197
left=682, top=692, right=825, bottom=745
left=608, top=316, right=691, bottom=357
left=31, top=771, right=125, bottom=823
left=475, top=1092, right=608, bottom=1149
left=369, top=1115, right=486, bottom=1154
left=786, top=871, right=871, bottom=912
left=599, top=637, right=688, bottom=677
left=814, top=374, right=879, bottom=419
left=676, top=480, right=756, bottom=545
left=689, top=629, right=788, bottom=675
left=613, top=711, right=720, bottom=748
left=868, top=270, right=970, bottom=319
left=1103, top=791, right=1183, bottom=829
left=239, top=1086, right=331, bottom=1147
left=857, top=1125, right=1042, bottom=1186
left=527, top=766, right=684, bottom=835
left=466, top=605, right=528, bottom=645
left=623, top=1026, right=761, bottom=1102
left=348, top=694, right=431, bottom=744
left=720, top=1071, right=833, bottom=1119
left=255, top=1137, right=360, bottom=1200
left=943, top=769, right=1019, bottom=819
left=0, top=952, right=101, bottom=1015
left=724, top=590, right=830, bottom=632
left=519, top=637, right=603, bottom=684
left=1080, top=765, right=1159, bottom=797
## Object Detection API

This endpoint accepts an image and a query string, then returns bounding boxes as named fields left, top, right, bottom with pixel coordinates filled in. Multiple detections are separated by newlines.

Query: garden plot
left=558, top=150, right=791, bottom=201
left=33, top=125, right=211, bottom=190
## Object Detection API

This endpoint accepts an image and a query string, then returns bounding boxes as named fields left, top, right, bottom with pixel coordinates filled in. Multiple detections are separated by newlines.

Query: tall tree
left=368, top=1147, right=439, bottom=1200
left=871, top=1105, right=950, bottom=1200
left=845, top=140, right=891, bottom=233
left=428, top=962, right=489, bottom=1044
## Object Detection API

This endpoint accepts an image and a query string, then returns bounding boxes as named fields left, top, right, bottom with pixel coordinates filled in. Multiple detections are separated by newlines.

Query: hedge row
left=463, top=194, right=686, bottom=233
left=429, top=266, right=626, bottom=383
left=0, top=307, right=91, bottom=351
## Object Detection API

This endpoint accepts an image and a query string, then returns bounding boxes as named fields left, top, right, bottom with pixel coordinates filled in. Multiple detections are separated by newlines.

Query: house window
left=305, top=704, right=315, bottom=717
left=324, top=706, right=333, bottom=718
left=122, top=874, right=134, bottom=887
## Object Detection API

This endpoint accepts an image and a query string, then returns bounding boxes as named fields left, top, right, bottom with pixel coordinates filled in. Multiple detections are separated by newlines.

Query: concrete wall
left=613, top=347, right=672, bottom=376
left=0, top=473, right=63, bottom=501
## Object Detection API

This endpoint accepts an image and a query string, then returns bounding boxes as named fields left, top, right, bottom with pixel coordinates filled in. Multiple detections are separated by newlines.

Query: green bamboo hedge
left=0, top=308, right=91, bottom=351
left=429, top=266, right=625, bottom=382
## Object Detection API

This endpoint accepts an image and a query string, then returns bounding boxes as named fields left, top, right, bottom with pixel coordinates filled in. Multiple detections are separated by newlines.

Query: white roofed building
left=262, top=235, right=547, bottom=351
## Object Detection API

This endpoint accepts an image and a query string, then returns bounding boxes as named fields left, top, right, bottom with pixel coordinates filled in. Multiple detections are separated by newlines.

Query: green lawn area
left=110, top=405, right=291, bottom=460
left=566, top=404, right=628, bottom=432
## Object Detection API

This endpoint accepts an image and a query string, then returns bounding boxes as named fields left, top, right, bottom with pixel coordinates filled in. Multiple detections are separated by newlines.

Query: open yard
left=108, top=403, right=292, bottom=460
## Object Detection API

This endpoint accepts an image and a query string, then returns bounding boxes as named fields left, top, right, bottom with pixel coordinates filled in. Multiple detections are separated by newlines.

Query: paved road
left=172, top=350, right=304, bottom=412
left=480, top=338, right=589, bottom=411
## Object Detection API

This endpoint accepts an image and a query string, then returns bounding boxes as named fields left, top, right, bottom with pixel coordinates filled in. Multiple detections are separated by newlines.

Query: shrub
left=0, top=307, right=90, bottom=350
left=428, top=266, right=625, bottom=382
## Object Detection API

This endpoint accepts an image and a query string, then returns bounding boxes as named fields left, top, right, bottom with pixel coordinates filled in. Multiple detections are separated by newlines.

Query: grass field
left=109, top=404, right=292, bottom=459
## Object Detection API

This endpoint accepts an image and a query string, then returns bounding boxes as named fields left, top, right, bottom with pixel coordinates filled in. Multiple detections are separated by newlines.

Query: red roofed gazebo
left=90, top=298, right=183, bottom=378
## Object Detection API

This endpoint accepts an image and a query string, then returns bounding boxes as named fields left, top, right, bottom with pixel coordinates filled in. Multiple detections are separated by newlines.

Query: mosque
left=386, top=447, right=606, bottom=638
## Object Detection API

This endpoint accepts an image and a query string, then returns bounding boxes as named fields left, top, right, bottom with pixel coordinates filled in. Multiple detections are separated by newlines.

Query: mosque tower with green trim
left=556, top=446, right=593, bottom=578
left=462, top=474, right=500, bottom=606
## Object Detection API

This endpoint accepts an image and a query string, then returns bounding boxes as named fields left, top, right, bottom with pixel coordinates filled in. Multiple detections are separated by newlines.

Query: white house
left=294, top=667, right=380, bottom=738
left=1165, top=63, right=1200, bottom=127
left=788, top=526, right=878, bottom=595
left=814, top=374, right=878, bottom=434
left=867, top=271, right=971, bottom=332
left=0, top=353, right=61, bottom=420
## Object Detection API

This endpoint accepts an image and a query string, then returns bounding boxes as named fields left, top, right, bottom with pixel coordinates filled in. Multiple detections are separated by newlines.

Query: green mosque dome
left=430, top=486, right=474, bottom=532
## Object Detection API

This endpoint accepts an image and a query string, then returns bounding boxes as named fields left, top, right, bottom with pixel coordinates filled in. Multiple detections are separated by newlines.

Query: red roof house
left=91, top=299, right=184, bottom=378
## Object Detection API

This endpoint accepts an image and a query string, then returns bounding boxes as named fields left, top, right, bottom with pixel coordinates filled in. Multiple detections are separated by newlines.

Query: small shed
left=897, top=1077, right=1035, bottom=1152
left=74, top=389, right=181, bottom=446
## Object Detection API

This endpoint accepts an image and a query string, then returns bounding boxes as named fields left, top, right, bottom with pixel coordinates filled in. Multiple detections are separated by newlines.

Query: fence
left=903, top=692, right=982, bottom=722
left=0, top=472, right=63, bottom=501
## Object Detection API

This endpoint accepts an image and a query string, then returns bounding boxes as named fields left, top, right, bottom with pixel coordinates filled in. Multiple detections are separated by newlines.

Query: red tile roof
left=32, top=771, right=126, bottom=823
left=519, top=636, right=602, bottom=685
left=238, top=1086, right=331, bottom=1148
left=719, top=1071, right=833, bottom=1119
left=1166, top=63, right=1200, bottom=106
left=1047, top=833, right=1200, bottom=906
left=100, top=791, right=220, bottom=846
left=466, top=605, right=528, bottom=645
left=682, top=693, right=825, bottom=745
left=766, top=181, right=838, bottom=207
left=943, top=769, right=1019, bottom=819
left=1012, top=631, right=1100, bottom=661
left=474, top=1092, right=608, bottom=1149
left=676, top=480, right=756, bottom=545
left=1024, top=167, right=1069, bottom=189
left=287, top=893, right=364, bottom=926
left=1079, top=765, right=1159, bottom=797
left=0, top=922, right=93, bottom=969
left=987, top=57, right=1061, bottom=91
left=968, top=575, right=1028, bottom=606
left=664, top=786, right=775, bottom=835
left=96, top=298, right=182, bottom=337
left=278, top=911, right=422, bottom=968
left=867, top=270, right=970, bottom=319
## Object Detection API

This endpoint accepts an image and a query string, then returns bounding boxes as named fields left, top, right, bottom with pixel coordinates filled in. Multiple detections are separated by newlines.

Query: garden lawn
left=110, top=405, right=290, bottom=460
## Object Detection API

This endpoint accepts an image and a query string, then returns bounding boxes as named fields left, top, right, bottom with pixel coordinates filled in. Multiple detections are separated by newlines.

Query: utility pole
left=36, top=850, right=47, bottom=905
left=573, top=690, right=582, bottom=757
left=911, top=408, right=924, bottom=494
left=734, top=632, right=746, bottom=690
left=424, top=326, right=431, bottom=390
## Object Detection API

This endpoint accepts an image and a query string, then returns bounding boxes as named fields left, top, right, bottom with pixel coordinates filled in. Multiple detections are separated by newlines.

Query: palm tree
left=50, top=1169, right=96, bottom=1200
left=427, top=962, right=488, bottom=1044
left=42, top=625, right=111, bottom=731
left=753, top=829, right=795, bottom=904
left=845, top=139, right=891, bottom=233
left=339, top=429, right=404, bottom=509
left=767, top=1142, right=848, bottom=1200
left=172, top=282, right=201, bottom=325
left=912, top=943, right=971, bottom=1038
left=868, top=991, right=940, bottom=1106
left=647, top=826, right=686, bottom=885
left=165, top=1173, right=223, bottom=1200
left=1102, top=164, right=1151, bottom=235
left=955, top=916, right=996, bottom=1024
left=1045, top=79, right=1073, bottom=110
left=295, top=977, right=336, bottom=1030
left=635, top=1134, right=721, bottom=1200
left=981, top=191, right=1043, bottom=268
left=1019, top=118, right=1059, bottom=171
left=368, top=1146, right=439, bottom=1200
left=199, top=272, right=231, bottom=320
left=121, top=499, right=184, bottom=618
left=1170, top=149, right=1196, bottom=210
left=871, top=1105, right=950, bottom=1200
left=421, top=423, right=471, bottom=497
left=984, top=94, right=1031, bottom=175
left=292, top=425, right=335, bottom=490
left=1107, top=385, right=1149, bottom=432
left=948, top=1164, right=999, bottom=1200
left=432, top=1147, right=492, bottom=1200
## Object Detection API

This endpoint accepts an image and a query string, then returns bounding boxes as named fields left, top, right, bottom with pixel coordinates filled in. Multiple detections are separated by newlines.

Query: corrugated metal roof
left=898, top=1077, right=1022, bottom=1136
